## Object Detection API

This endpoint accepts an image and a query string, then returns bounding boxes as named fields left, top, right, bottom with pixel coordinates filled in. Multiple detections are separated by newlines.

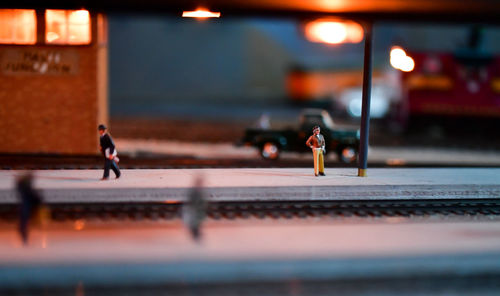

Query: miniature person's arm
left=108, top=135, right=116, bottom=156
left=305, top=136, right=313, bottom=148
left=103, top=134, right=116, bottom=159
left=320, top=135, right=326, bottom=153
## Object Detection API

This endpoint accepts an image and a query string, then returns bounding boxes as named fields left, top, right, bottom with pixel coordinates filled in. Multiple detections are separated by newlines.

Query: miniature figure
left=16, top=173, right=50, bottom=244
left=182, top=175, right=207, bottom=242
left=241, top=109, right=359, bottom=162
left=306, top=125, right=326, bottom=176
left=98, top=124, right=121, bottom=180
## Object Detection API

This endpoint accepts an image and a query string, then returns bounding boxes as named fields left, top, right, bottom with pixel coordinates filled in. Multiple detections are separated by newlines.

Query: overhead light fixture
left=182, top=8, right=220, bottom=18
left=304, top=19, right=364, bottom=44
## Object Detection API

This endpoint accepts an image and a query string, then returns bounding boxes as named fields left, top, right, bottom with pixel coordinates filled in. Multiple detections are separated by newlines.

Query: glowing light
left=390, top=46, right=415, bottom=72
left=386, top=158, right=406, bottom=166
left=305, top=19, right=364, bottom=44
left=0, top=9, right=36, bottom=44
left=309, top=22, right=346, bottom=44
left=345, top=23, right=364, bottom=43
left=182, top=9, right=220, bottom=18
left=46, top=9, right=90, bottom=44
left=69, top=10, right=90, bottom=24
left=74, top=219, right=85, bottom=231
left=46, top=32, right=59, bottom=42
left=400, top=57, right=415, bottom=72
left=343, top=86, right=391, bottom=119
left=390, top=47, right=406, bottom=60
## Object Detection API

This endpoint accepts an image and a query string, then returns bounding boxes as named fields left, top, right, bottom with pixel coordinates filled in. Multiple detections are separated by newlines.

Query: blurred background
left=1, top=9, right=500, bottom=166
left=108, top=15, right=500, bottom=165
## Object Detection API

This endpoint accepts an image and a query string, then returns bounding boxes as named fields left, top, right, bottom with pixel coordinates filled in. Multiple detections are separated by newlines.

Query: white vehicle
left=337, top=74, right=401, bottom=119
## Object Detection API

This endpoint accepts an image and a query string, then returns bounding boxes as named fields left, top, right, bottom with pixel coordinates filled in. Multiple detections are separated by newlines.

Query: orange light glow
left=74, top=219, right=86, bottom=231
left=386, top=158, right=406, bottom=166
left=69, top=10, right=90, bottom=24
left=163, top=200, right=181, bottom=204
left=46, top=9, right=91, bottom=45
left=407, top=75, right=453, bottom=90
left=0, top=9, right=36, bottom=44
left=182, top=9, right=221, bottom=18
left=46, top=32, right=60, bottom=42
left=492, top=78, right=500, bottom=94
left=390, top=46, right=415, bottom=72
left=304, top=19, right=364, bottom=44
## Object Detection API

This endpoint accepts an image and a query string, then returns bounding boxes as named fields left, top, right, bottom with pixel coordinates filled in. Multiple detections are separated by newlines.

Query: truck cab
left=241, top=109, right=360, bottom=163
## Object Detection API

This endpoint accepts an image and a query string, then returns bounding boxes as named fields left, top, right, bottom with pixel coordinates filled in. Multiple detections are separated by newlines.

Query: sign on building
left=1, top=49, right=79, bottom=75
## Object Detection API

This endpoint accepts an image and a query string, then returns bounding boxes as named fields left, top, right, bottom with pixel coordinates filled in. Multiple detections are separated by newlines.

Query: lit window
left=46, top=9, right=90, bottom=45
left=0, top=9, right=36, bottom=44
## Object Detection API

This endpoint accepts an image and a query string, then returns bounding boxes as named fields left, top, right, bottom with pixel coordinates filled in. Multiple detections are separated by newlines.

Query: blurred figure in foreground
left=182, top=175, right=207, bottom=242
left=16, top=173, right=49, bottom=245
left=98, top=124, right=121, bottom=180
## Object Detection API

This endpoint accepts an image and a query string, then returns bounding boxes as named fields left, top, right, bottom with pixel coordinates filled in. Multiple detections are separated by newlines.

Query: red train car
left=393, top=28, right=500, bottom=131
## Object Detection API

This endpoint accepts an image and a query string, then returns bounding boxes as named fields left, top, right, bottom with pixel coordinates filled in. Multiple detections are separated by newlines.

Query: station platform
left=1, top=168, right=500, bottom=293
left=0, top=168, right=499, bottom=203
left=1, top=216, right=500, bottom=293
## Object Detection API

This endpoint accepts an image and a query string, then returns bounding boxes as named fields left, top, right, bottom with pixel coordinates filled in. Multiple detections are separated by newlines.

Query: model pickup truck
left=241, top=109, right=360, bottom=163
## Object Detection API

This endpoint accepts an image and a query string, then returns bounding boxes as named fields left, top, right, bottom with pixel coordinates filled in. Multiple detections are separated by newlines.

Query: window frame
left=44, top=9, right=92, bottom=46
left=0, top=9, right=94, bottom=46
left=0, top=9, right=37, bottom=45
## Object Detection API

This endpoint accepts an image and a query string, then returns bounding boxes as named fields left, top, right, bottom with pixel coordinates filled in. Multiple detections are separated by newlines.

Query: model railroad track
left=1, top=199, right=500, bottom=222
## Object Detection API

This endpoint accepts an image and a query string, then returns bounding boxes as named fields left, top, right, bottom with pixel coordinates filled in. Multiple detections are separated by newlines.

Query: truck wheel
left=261, top=142, right=280, bottom=160
left=338, top=146, right=357, bottom=163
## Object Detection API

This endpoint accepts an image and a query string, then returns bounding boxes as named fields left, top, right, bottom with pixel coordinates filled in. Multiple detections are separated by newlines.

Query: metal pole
left=358, top=22, right=373, bottom=177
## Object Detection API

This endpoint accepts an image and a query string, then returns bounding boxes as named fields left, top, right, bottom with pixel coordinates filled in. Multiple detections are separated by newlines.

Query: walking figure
left=98, top=124, right=121, bottom=180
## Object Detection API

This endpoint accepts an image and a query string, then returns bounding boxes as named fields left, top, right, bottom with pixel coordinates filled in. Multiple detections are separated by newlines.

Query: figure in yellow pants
left=306, top=126, right=326, bottom=177
left=312, top=148, right=325, bottom=176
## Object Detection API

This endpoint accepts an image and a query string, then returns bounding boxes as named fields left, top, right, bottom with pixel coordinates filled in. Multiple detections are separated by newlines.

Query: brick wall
left=0, top=13, right=107, bottom=155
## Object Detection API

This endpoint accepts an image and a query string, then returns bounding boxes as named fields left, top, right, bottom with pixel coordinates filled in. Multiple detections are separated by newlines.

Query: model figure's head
left=98, top=124, right=107, bottom=136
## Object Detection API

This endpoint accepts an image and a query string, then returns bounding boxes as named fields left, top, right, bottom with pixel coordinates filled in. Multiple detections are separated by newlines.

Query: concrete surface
left=0, top=168, right=499, bottom=203
left=1, top=218, right=500, bottom=287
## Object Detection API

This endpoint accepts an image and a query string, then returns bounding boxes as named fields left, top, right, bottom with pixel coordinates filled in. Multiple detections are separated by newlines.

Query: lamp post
left=358, top=22, right=373, bottom=177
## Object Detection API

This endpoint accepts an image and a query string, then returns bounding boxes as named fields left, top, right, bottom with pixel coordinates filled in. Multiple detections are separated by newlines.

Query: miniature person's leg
left=18, top=205, right=31, bottom=244
left=313, top=148, right=320, bottom=176
left=111, top=160, right=121, bottom=178
left=319, top=150, right=325, bottom=174
left=103, top=158, right=111, bottom=179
